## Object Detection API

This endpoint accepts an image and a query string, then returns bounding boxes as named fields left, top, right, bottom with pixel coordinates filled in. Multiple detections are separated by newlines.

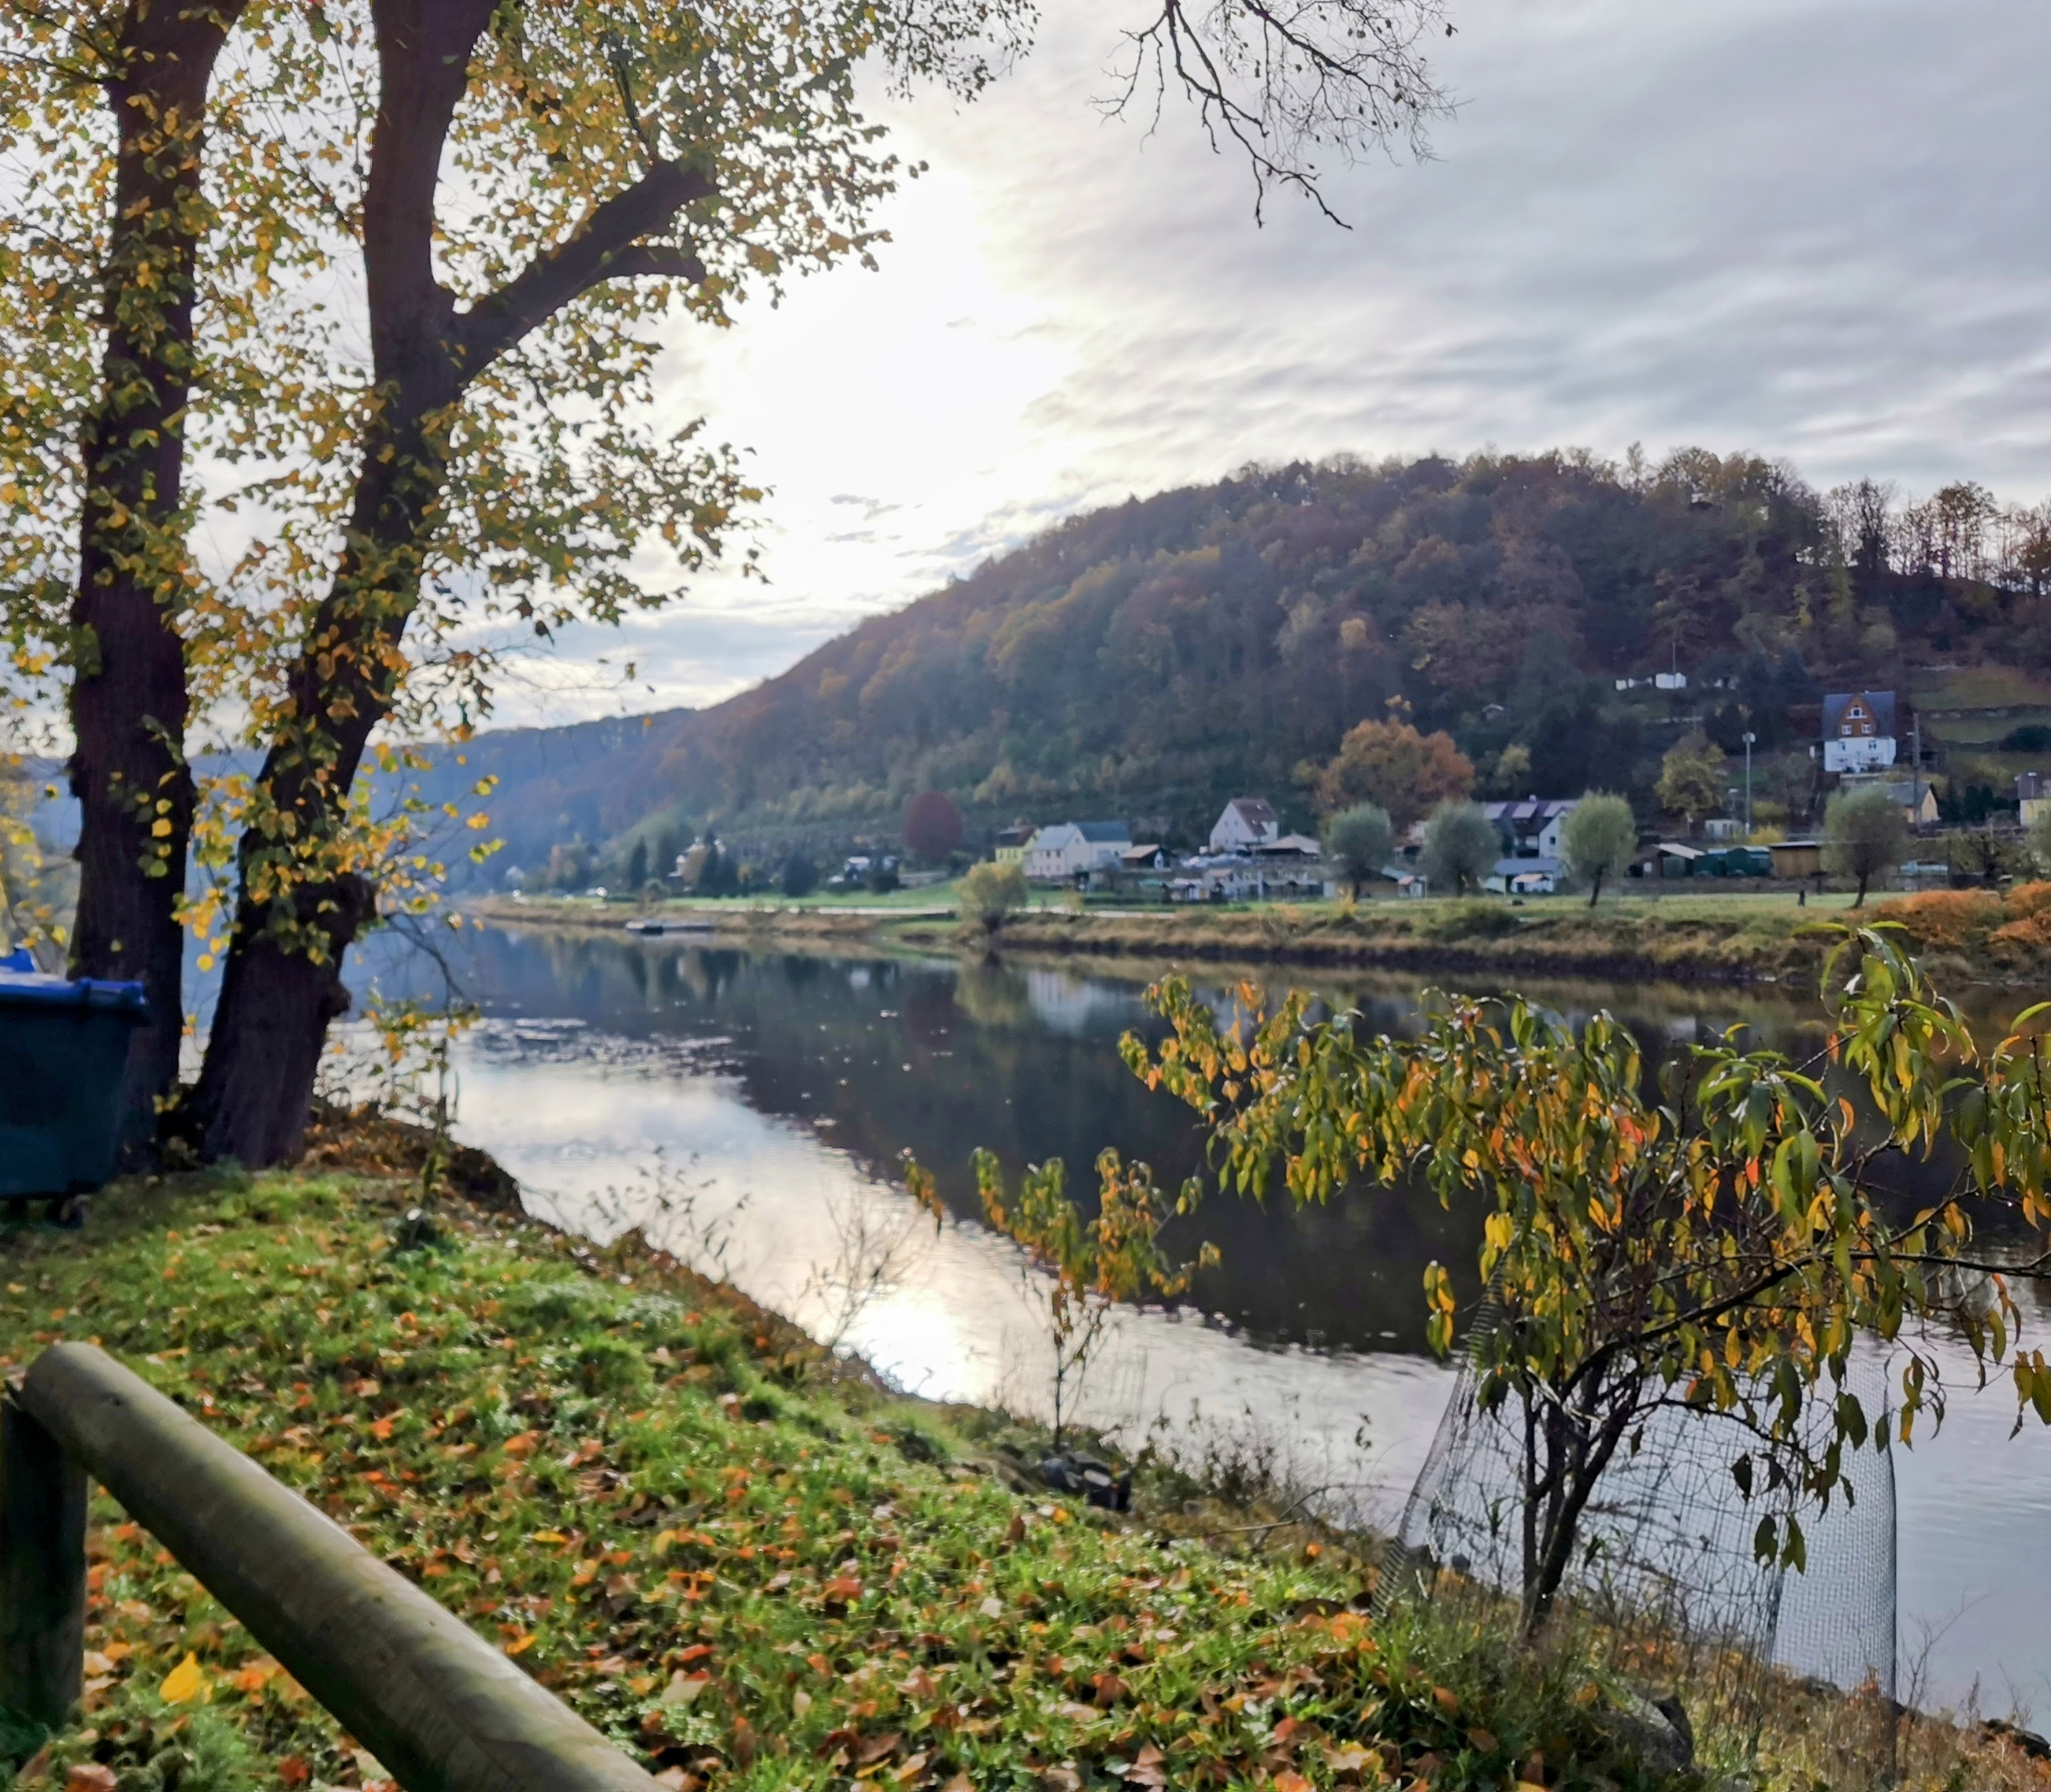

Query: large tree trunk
left=67, top=2, right=248, bottom=1145
left=186, top=874, right=373, bottom=1165
left=191, top=0, right=708, bottom=1163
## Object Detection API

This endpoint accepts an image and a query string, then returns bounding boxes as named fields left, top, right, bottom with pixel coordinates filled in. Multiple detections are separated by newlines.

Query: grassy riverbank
left=476, top=884, right=2051, bottom=987
left=6, top=1139, right=2048, bottom=1788
left=2, top=1156, right=1693, bottom=1792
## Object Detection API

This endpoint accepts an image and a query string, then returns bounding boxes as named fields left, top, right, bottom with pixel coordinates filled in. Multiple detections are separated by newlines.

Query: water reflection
left=351, top=925, right=2051, bottom=1713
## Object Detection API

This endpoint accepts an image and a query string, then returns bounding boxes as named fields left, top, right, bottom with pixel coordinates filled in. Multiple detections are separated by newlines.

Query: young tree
left=1323, top=802, right=1395, bottom=897
left=969, top=1146, right=1213, bottom=1444
left=626, top=838, right=649, bottom=891
left=1824, top=786, right=1908, bottom=907
left=1314, top=715, right=1473, bottom=829
left=956, top=859, right=1028, bottom=939
left=1559, top=791, right=1636, bottom=906
left=1125, top=929, right=2051, bottom=1637
left=1421, top=799, right=1497, bottom=895
left=903, top=789, right=964, bottom=864
left=1655, top=730, right=1727, bottom=830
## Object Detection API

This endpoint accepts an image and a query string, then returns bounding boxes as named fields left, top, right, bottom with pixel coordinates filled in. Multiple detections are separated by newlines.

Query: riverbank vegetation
left=473, top=884, right=2051, bottom=987
left=5, top=1158, right=1718, bottom=1792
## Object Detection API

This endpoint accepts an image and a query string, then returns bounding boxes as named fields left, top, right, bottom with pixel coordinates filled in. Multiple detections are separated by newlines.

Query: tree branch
left=453, top=160, right=714, bottom=375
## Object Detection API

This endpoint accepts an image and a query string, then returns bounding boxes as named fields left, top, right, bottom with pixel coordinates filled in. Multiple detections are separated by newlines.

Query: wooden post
left=0, top=1391, right=87, bottom=1726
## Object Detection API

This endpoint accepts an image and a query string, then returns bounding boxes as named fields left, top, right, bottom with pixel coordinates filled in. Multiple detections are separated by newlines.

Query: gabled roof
left=1822, top=691, right=1897, bottom=736
left=1075, top=821, right=1131, bottom=843
left=1225, top=796, right=1278, bottom=827
left=1254, top=833, right=1323, bottom=857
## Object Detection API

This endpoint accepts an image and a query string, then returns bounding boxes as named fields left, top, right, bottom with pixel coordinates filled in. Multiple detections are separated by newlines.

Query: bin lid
left=0, top=967, right=149, bottom=1021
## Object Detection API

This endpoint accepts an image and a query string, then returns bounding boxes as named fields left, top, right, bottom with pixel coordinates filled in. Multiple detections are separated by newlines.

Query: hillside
left=413, top=451, right=2050, bottom=884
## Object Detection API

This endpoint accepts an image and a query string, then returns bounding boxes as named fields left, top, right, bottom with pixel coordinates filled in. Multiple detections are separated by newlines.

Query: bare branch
left=1106, top=0, right=1454, bottom=223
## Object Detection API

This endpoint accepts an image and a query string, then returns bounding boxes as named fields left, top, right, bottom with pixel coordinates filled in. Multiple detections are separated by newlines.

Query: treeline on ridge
left=430, top=449, right=2051, bottom=882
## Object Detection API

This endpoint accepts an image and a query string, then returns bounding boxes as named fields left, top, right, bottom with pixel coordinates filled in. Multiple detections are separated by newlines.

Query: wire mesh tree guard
left=1379, top=1338, right=1898, bottom=1780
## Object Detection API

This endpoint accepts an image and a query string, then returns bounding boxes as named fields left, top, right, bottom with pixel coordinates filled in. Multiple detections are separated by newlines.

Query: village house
left=1025, top=821, right=1132, bottom=882
left=1482, top=798, right=1578, bottom=859
left=1822, top=691, right=1898, bottom=774
left=992, top=823, right=1034, bottom=867
left=2019, top=774, right=2050, bottom=831
left=1207, top=796, right=1281, bottom=853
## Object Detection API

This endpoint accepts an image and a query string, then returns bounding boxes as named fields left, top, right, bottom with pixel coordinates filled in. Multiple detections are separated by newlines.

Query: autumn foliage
left=1313, top=717, right=1473, bottom=830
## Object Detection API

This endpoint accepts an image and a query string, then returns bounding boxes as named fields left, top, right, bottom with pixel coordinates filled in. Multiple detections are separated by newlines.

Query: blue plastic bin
left=0, top=956, right=149, bottom=1203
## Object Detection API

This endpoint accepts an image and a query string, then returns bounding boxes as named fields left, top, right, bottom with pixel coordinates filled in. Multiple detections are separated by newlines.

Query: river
left=347, top=924, right=2051, bottom=1719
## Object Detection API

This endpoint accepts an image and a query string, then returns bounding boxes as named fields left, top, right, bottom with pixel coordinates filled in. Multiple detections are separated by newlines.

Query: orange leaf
left=503, top=1633, right=538, bottom=1656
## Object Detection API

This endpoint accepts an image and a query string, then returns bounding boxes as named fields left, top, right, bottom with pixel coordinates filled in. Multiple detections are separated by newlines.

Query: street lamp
left=1742, top=732, right=1757, bottom=835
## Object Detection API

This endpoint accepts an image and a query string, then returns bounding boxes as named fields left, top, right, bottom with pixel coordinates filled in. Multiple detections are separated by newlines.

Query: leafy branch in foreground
left=964, top=1146, right=1214, bottom=1444
left=1121, top=924, right=2051, bottom=1637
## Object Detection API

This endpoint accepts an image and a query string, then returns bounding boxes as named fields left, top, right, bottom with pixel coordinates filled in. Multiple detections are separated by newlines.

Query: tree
left=968, top=1147, right=1213, bottom=1444
left=1824, top=787, right=1909, bottom=907
left=114, top=0, right=1444, bottom=1166
left=956, top=859, right=1028, bottom=938
left=1421, top=800, right=1497, bottom=895
left=1323, top=802, right=1395, bottom=897
left=780, top=852, right=819, bottom=899
left=0, top=3, right=326, bottom=1134
left=903, top=790, right=964, bottom=864
left=626, top=839, right=649, bottom=892
left=1655, top=730, right=1727, bottom=829
left=1559, top=792, right=1636, bottom=906
left=1125, top=928, right=2051, bottom=1638
left=1314, top=715, right=1473, bottom=829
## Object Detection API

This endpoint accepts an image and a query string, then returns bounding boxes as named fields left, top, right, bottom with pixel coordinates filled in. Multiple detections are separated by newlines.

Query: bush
left=956, top=859, right=1028, bottom=933
left=1870, top=889, right=2001, bottom=952
left=2007, top=880, right=2051, bottom=919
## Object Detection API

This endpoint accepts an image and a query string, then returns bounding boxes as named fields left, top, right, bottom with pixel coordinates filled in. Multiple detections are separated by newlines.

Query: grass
left=1, top=1165, right=1697, bottom=1792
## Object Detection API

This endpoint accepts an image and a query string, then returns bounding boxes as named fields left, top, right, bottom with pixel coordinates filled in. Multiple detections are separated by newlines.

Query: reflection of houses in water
left=1023, top=967, right=1140, bottom=1036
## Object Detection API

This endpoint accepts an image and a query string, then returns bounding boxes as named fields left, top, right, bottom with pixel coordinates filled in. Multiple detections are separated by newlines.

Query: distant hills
left=388, top=451, right=2051, bottom=885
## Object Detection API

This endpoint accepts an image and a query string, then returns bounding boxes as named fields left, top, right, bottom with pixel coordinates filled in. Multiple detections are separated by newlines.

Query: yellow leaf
left=530, top=1529, right=566, bottom=1543
left=160, top=1652, right=208, bottom=1704
left=503, top=1632, right=538, bottom=1656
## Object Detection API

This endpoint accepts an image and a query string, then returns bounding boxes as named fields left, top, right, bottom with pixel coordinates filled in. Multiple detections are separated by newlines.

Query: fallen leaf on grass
left=503, top=1633, right=538, bottom=1656
left=159, top=1652, right=209, bottom=1704
left=663, top=1671, right=711, bottom=1706
left=278, top=1757, right=310, bottom=1787
left=1466, top=1727, right=1498, bottom=1753
left=65, top=1765, right=117, bottom=1792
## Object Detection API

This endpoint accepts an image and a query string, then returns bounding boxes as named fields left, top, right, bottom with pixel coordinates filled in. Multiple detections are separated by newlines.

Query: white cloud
left=500, top=0, right=2051, bottom=725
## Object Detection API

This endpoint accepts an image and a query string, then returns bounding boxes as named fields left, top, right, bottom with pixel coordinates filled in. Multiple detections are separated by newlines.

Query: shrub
left=2011, top=880, right=2051, bottom=920
left=956, top=859, right=1028, bottom=935
left=1870, top=889, right=2001, bottom=952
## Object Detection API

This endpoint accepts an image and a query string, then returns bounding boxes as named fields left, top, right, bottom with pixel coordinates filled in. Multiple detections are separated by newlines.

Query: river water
left=352, top=925, right=2051, bottom=1717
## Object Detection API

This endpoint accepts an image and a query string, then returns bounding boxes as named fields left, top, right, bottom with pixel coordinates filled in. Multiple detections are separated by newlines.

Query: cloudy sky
left=526, top=0, right=2051, bottom=725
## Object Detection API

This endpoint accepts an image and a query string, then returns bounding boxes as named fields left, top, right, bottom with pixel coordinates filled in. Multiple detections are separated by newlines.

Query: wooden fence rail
left=1, top=1343, right=660, bottom=1792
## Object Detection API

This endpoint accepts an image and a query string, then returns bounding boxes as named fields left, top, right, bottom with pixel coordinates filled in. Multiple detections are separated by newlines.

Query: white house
left=1481, top=798, right=1578, bottom=860
left=1208, top=796, right=1281, bottom=853
left=1822, top=692, right=1898, bottom=774
left=1025, top=821, right=1132, bottom=882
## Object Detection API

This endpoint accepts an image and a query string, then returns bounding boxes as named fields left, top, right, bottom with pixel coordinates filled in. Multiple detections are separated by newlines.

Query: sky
left=519, top=0, right=2051, bottom=726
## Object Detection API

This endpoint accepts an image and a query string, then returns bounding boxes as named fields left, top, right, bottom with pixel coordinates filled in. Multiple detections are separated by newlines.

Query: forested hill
left=434, top=450, right=2051, bottom=880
